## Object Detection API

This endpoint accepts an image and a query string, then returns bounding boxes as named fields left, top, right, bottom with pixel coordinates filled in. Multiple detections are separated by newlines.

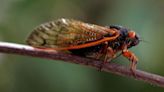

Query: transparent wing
left=26, top=18, right=118, bottom=49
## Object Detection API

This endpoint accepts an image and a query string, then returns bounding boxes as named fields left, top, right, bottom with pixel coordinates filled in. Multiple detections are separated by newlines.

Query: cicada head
left=110, top=25, right=140, bottom=48
left=127, top=31, right=140, bottom=47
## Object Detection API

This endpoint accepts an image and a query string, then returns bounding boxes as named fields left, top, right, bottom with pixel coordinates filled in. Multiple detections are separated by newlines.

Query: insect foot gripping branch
left=26, top=18, right=140, bottom=74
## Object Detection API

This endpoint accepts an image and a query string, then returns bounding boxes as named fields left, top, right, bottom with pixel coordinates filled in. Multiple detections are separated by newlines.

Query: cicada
left=26, top=18, right=140, bottom=71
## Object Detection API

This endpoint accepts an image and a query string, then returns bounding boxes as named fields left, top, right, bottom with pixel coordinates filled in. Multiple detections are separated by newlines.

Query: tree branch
left=0, top=41, right=164, bottom=87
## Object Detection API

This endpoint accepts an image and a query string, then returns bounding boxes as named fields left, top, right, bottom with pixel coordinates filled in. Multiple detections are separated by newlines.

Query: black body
left=69, top=25, right=139, bottom=57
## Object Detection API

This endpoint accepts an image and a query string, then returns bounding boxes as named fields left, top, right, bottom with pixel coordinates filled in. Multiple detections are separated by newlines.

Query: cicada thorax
left=26, top=18, right=118, bottom=50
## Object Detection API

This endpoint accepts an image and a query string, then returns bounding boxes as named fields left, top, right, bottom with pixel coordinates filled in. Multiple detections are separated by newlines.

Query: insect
left=26, top=18, right=140, bottom=72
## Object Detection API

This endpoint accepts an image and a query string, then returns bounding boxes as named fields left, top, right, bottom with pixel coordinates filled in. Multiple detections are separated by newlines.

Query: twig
left=0, top=41, right=164, bottom=87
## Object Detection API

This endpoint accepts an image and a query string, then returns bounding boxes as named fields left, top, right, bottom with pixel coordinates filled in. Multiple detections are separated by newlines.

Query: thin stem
left=0, top=41, right=164, bottom=87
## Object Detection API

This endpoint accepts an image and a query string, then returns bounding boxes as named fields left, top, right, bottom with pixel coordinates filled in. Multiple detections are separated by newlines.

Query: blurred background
left=0, top=0, right=164, bottom=92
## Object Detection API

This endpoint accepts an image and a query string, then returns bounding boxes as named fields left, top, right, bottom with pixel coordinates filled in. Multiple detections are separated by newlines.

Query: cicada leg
left=95, top=42, right=108, bottom=59
left=96, top=42, right=116, bottom=71
left=122, top=49, right=138, bottom=77
left=105, top=47, right=116, bottom=62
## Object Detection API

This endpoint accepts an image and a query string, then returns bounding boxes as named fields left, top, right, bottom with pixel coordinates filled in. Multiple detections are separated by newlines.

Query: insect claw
left=97, top=60, right=109, bottom=71
left=130, top=67, right=137, bottom=78
left=97, top=62, right=103, bottom=71
left=130, top=60, right=138, bottom=77
left=85, top=60, right=89, bottom=65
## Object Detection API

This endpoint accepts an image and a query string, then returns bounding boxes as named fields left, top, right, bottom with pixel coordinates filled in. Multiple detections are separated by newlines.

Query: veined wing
left=26, top=18, right=119, bottom=50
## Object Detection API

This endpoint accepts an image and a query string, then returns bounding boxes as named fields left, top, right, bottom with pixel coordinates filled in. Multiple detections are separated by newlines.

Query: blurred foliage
left=0, top=0, right=164, bottom=92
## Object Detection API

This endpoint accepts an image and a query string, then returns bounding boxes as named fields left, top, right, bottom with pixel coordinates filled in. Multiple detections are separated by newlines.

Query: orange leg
left=98, top=47, right=116, bottom=71
left=95, top=42, right=115, bottom=62
left=96, top=42, right=115, bottom=70
left=105, top=47, right=116, bottom=63
left=122, top=49, right=138, bottom=75
left=95, top=42, right=108, bottom=59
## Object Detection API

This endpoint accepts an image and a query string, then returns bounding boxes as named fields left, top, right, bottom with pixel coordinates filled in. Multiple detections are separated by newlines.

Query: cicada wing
left=26, top=18, right=118, bottom=50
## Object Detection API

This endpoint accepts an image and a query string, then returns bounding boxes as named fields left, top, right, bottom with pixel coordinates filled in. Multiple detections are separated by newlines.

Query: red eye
left=128, top=31, right=136, bottom=38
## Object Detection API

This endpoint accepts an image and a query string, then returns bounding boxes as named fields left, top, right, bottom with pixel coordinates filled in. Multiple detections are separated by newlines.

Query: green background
left=0, top=0, right=164, bottom=92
